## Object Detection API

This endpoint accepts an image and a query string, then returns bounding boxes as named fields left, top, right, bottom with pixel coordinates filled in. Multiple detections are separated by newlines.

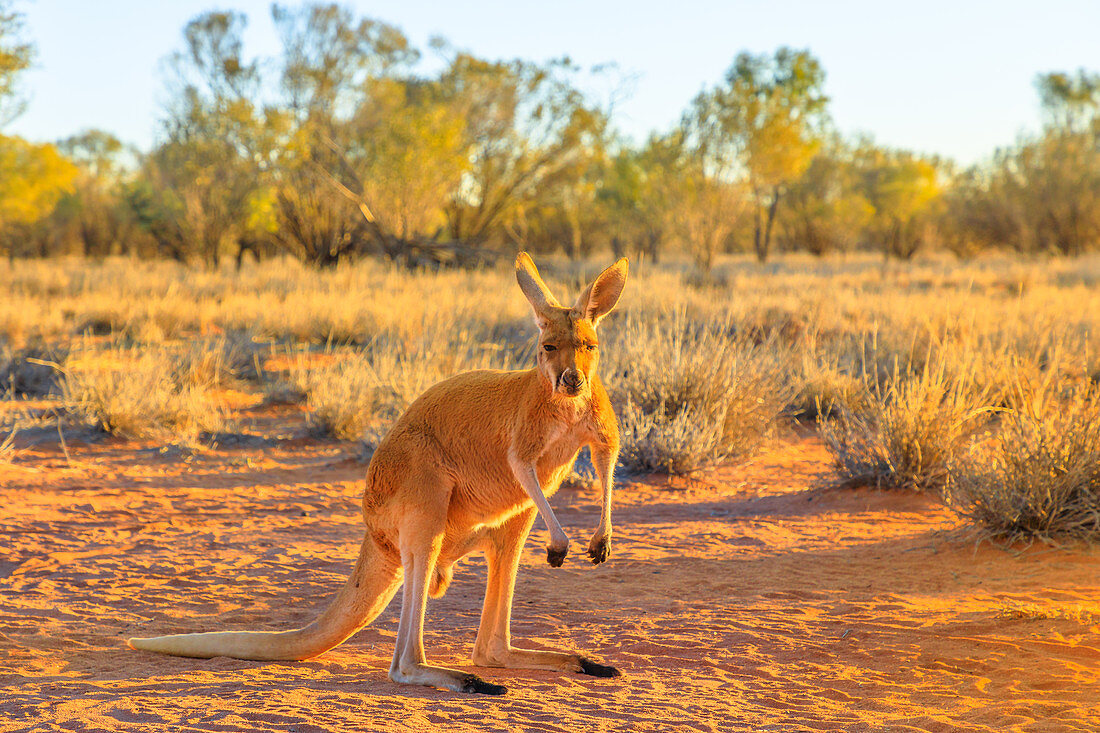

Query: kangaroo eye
left=543, top=344, right=557, bottom=352
left=587, top=344, right=598, bottom=351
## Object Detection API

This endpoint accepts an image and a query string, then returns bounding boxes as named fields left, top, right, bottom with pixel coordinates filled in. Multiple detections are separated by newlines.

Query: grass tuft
left=947, top=378, right=1100, bottom=542
left=820, top=353, right=993, bottom=491
left=62, top=345, right=226, bottom=445
left=1, top=345, right=68, bottom=397
left=291, top=338, right=525, bottom=442
left=0, top=428, right=14, bottom=463
left=295, top=353, right=397, bottom=441
left=608, top=312, right=793, bottom=474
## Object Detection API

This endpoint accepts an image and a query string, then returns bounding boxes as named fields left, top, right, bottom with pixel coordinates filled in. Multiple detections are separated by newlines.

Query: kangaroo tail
left=128, top=536, right=401, bottom=661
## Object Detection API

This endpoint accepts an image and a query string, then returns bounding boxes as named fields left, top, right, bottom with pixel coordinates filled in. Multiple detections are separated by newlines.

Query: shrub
left=948, top=380, right=1100, bottom=542
left=296, top=353, right=396, bottom=441
left=174, top=332, right=267, bottom=388
left=262, top=379, right=308, bottom=405
left=607, top=312, right=793, bottom=474
left=788, top=336, right=873, bottom=420
left=0, top=344, right=68, bottom=397
left=820, top=355, right=993, bottom=491
left=62, top=345, right=226, bottom=445
left=292, top=337, right=523, bottom=442
left=216, top=331, right=268, bottom=383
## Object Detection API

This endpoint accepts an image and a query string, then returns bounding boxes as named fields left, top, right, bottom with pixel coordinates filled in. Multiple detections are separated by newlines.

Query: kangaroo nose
left=561, top=370, right=582, bottom=389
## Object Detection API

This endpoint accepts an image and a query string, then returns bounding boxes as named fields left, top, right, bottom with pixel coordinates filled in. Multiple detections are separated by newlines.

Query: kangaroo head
left=515, top=252, right=628, bottom=397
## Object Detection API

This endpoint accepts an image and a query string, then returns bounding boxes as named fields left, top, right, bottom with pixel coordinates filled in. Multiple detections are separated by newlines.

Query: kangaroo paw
left=547, top=545, right=567, bottom=567
left=587, top=536, right=611, bottom=564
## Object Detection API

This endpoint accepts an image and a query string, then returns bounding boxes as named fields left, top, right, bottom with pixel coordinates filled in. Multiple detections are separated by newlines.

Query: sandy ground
left=2, top=402, right=1100, bottom=732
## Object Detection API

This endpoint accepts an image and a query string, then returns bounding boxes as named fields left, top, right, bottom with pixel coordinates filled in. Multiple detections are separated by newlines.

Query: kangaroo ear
left=515, top=252, right=561, bottom=327
left=572, top=258, right=628, bottom=325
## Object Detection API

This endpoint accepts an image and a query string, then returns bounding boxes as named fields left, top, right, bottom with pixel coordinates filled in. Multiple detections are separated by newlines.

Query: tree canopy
left=2, top=4, right=1100, bottom=266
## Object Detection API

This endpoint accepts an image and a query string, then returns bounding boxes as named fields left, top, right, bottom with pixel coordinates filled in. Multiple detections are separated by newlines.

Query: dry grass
left=180, top=332, right=269, bottom=385
left=4, top=253, right=1100, bottom=536
left=995, top=600, right=1100, bottom=627
left=62, top=344, right=227, bottom=446
left=0, top=344, right=67, bottom=397
left=0, top=428, right=14, bottom=463
left=291, top=352, right=395, bottom=441
left=948, top=378, right=1100, bottom=542
left=789, top=334, right=875, bottom=420
left=819, top=352, right=995, bottom=492
left=52, top=334, right=264, bottom=445
left=287, top=335, right=527, bottom=442
left=3, top=254, right=1099, bottom=350
left=607, top=311, right=793, bottom=474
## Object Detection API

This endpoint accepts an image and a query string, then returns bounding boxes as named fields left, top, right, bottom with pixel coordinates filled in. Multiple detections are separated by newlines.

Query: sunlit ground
left=2, top=401, right=1099, bottom=731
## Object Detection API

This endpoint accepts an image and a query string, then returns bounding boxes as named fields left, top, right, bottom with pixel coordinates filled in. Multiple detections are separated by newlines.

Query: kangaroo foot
left=461, top=673, right=507, bottom=695
left=579, top=657, right=622, bottom=678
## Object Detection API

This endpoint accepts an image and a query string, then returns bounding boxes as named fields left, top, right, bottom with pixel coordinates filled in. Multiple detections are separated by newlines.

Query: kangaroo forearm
left=511, top=462, right=567, bottom=546
left=591, top=443, right=618, bottom=532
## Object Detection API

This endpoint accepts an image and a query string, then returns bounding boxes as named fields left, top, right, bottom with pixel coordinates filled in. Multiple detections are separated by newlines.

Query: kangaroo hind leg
left=472, top=509, right=621, bottom=678
left=388, top=527, right=507, bottom=695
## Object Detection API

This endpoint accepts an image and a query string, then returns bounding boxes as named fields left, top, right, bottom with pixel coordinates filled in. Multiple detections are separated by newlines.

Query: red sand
left=2, top=407, right=1099, bottom=731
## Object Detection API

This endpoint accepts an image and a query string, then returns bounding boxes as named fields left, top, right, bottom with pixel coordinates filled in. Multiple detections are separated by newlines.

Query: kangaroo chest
left=533, top=418, right=589, bottom=492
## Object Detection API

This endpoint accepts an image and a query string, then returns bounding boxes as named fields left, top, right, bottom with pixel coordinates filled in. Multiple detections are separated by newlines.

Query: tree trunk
left=752, top=196, right=764, bottom=262
left=697, top=232, right=715, bottom=274
left=564, top=207, right=582, bottom=260
left=611, top=236, right=625, bottom=260
left=757, top=188, right=782, bottom=263
left=886, top=220, right=902, bottom=259
left=641, top=230, right=661, bottom=264
left=647, top=231, right=660, bottom=264
left=205, top=232, right=221, bottom=269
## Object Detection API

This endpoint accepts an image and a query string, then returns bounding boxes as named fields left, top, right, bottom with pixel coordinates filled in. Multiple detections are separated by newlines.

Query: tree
left=778, top=136, right=872, bottom=256
left=138, top=5, right=618, bottom=267
left=597, top=134, right=686, bottom=263
left=438, top=52, right=610, bottom=248
left=322, top=77, right=471, bottom=258
left=267, top=3, right=407, bottom=265
left=854, top=141, right=943, bottom=259
left=273, top=2, right=416, bottom=120
left=945, top=70, right=1100, bottom=258
left=52, top=130, right=140, bottom=257
left=0, top=3, right=44, bottom=263
left=267, top=164, right=366, bottom=266
left=688, top=48, right=828, bottom=262
left=667, top=145, right=745, bottom=272
left=1036, top=69, right=1100, bottom=133
left=0, top=135, right=78, bottom=257
left=1009, top=132, right=1100, bottom=256
left=0, top=0, right=32, bottom=127
left=532, top=109, right=610, bottom=259
left=142, top=10, right=267, bottom=267
left=271, top=5, right=485, bottom=266
left=936, top=164, right=1018, bottom=258
left=1024, top=70, right=1100, bottom=255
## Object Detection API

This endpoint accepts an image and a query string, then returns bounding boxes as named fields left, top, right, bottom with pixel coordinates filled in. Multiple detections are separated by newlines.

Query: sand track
left=2, top=415, right=1099, bottom=732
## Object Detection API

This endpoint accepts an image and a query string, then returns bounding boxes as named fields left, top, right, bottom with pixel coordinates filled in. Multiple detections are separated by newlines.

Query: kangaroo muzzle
left=559, top=369, right=583, bottom=393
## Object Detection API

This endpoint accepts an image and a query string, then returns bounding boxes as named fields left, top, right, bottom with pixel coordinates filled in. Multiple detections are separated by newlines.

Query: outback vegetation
left=2, top=253, right=1100, bottom=546
left=0, top=7, right=1099, bottom=541
left=1, top=4, right=1100, bottom=270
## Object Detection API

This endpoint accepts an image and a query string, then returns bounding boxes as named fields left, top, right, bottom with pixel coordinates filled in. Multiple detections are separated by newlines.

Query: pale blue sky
left=8, top=0, right=1100, bottom=163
